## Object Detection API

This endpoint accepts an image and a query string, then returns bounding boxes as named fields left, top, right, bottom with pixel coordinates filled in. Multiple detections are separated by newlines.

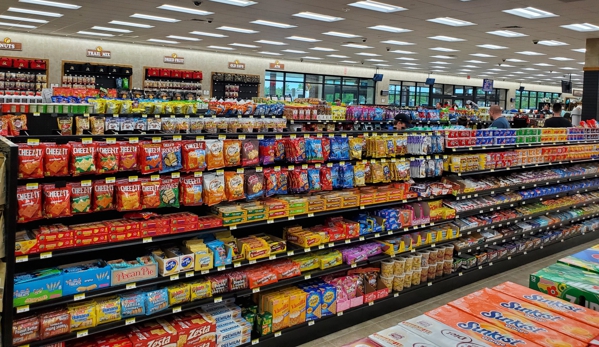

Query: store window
left=515, top=90, right=561, bottom=110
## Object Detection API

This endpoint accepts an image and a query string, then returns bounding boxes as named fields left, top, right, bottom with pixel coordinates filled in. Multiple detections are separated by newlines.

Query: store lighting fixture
left=258, top=51, right=282, bottom=55
left=513, top=71, right=526, bottom=74
left=430, top=55, right=455, bottom=59
left=426, top=17, right=475, bottom=26
left=572, top=48, right=586, bottom=53
left=537, top=40, right=568, bottom=46
left=302, top=56, right=322, bottom=60
left=355, top=52, right=380, bottom=56
left=500, top=64, right=515, bottom=67
left=550, top=57, right=574, bottom=61
left=477, top=44, right=507, bottom=49
left=109, top=20, right=154, bottom=28
left=457, top=72, right=468, bottom=75
left=534, top=63, right=554, bottom=66
left=323, top=31, right=360, bottom=38
left=428, top=35, right=465, bottom=41
left=229, top=43, right=259, bottom=48
left=389, top=50, right=416, bottom=54
left=368, top=25, right=411, bottom=33
left=464, top=60, right=486, bottom=63
left=488, top=68, right=504, bottom=71
left=250, top=20, right=296, bottom=28
left=395, top=57, right=417, bottom=60
left=578, top=62, right=585, bottom=65
left=405, top=67, right=421, bottom=69
left=380, top=40, right=414, bottom=45
left=292, top=12, right=344, bottom=22
left=503, top=7, right=557, bottom=19
left=430, top=61, right=451, bottom=64
left=19, top=0, right=79, bottom=9
left=485, top=72, right=498, bottom=75
left=400, top=62, right=419, bottom=65
left=77, top=30, right=114, bottom=36
left=0, top=22, right=37, bottom=28
left=505, top=58, right=527, bottom=62
left=375, top=64, right=391, bottom=66
left=255, top=40, right=286, bottom=45
left=166, top=35, right=200, bottom=41
left=560, top=67, right=577, bottom=70
left=429, top=47, right=458, bottom=52
left=460, top=69, right=472, bottom=72
left=7, top=7, right=62, bottom=17
left=0, top=15, right=48, bottom=23
left=339, top=60, right=358, bottom=63
left=91, top=26, right=132, bottom=33
left=157, top=4, right=213, bottom=15
left=365, top=59, right=387, bottom=62
left=207, top=45, right=235, bottom=50
left=311, top=47, right=337, bottom=51
left=522, top=68, right=538, bottom=70
left=516, top=51, right=545, bottom=55
left=470, top=53, right=495, bottom=57
left=342, top=44, right=372, bottom=49
left=148, top=38, right=179, bottom=43
left=210, top=0, right=257, bottom=6
left=561, top=23, right=599, bottom=32
left=505, top=74, right=516, bottom=77
left=130, top=13, right=179, bottom=22
left=348, top=1, right=406, bottom=13
left=217, top=26, right=258, bottom=33
left=189, top=31, right=227, bottom=37
left=286, top=36, right=320, bottom=42
left=282, top=49, right=307, bottom=53
left=430, top=66, right=447, bottom=69
left=461, top=65, right=480, bottom=68
left=327, top=55, right=349, bottom=58
left=486, top=30, right=527, bottom=37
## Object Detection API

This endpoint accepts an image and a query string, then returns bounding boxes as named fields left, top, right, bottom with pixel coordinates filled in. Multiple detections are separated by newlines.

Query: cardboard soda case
left=425, top=305, right=541, bottom=347
left=466, top=288, right=599, bottom=343
left=400, top=315, right=493, bottom=347
left=341, top=337, right=383, bottom=347
left=369, top=325, right=438, bottom=347
left=558, top=246, right=599, bottom=274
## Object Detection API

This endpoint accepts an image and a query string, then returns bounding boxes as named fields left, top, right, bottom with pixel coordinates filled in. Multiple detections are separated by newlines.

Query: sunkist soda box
left=449, top=290, right=590, bottom=347
left=400, top=315, right=494, bottom=347
left=425, top=304, right=542, bottom=347
left=369, top=325, right=438, bottom=347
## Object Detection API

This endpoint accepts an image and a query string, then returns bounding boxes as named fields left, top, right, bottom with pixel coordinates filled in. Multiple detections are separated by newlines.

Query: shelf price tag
left=77, top=330, right=89, bottom=338
left=233, top=262, right=241, bottom=268
left=304, top=274, right=311, bottom=280
left=287, top=251, right=294, bottom=256
left=186, top=271, right=195, bottom=278
left=269, top=255, right=276, bottom=260
left=172, top=306, right=182, bottom=313
left=252, top=339, right=260, bottom=345
left=143, top=237, right=153, bottom=243
left=16, top=255, right=28, bottom=263
left=126, top=283, right=137, bottom=290
left=170, top=274, right=179, bottom=281
left=129, top=137, right=139, bottom=144
left=16, top=305, right=29, bottom=313
left=74, top=293, right=86, bottom=301
left=217, top=266, right=226, bottom=271
left=82, top=138, right=93, bottom=144
left=214, top=297, right=223, bottom=303
left=126, top=318, right=136, bottom=325
left=27, top=138, right=40, bottom=145
left=308, top=321, right=315, bottom=326
left=106, top=138, right=117, bottom=144
left=249, top=260, right=257, bottom=265
left=338, top=311, right=344, bottom=316
left=40, top=252, right=52, bottom=259
left=253, top=288, right=261, bottom=293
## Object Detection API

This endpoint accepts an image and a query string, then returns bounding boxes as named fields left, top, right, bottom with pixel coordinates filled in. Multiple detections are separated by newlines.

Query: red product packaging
left=165, top=212, right=199, bottom=225
left=246, top=267, right=278, bottom=289
left=38, top=239, right=74, bottom=251
left=181, top=141, right=207, bottom=172
left=270, top=260, right=301, bottom=280
left=116, top=180, right=142, bottom=212
left=96, top=143, right=120, bottom=174
left=92, top=180, right=115, bottom=212
left=141, top=178, right=161, bottom=209
left=13, top=316, right=39, bottom=346
left=75, top=234, right=109, bottom=246
left=119, top=143, right=139, bottom=172
left=197, top=215, right=223, bottom=230
left=127, top=320, right=177, bottom=347
left=70, top=142, right=98, bottom=176
left=17, top=185, right=43, bottom=223
left=139, top=142, right=162, bottom=174
left=43, top=183, right=72, bottom=218
left=109, top=230, right=141, bottom=242
left=71, top=222, right=108, bottom=237
left=18, top=143, right=45, bottom=179
left=44, top=143, right=70, bottom=177
left=170, top=313, right=216, bottom=347
left=95, top=332, right=133, bottom=347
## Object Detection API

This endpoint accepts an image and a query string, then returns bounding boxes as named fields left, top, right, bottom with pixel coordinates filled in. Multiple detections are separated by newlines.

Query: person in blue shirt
left=489, top=105, right=510, bottom=129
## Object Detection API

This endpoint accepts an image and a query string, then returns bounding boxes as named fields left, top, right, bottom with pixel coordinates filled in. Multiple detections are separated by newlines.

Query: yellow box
left=286, top=230, right=321, bottom=248
left=279, top=288, right=307, bottom=326
left=317, top=251, right=342, bottom=270
left=263, top=292, right=289, bottom=332
left=293, top=255, right=320, bottom=272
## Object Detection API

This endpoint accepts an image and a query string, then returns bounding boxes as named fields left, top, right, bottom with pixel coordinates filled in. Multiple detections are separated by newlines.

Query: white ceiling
left=1, top=0, right=596, bottom=86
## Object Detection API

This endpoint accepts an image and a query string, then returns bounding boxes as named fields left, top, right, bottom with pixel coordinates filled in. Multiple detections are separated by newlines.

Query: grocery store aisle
left=302, top=238, right=599, bottom=347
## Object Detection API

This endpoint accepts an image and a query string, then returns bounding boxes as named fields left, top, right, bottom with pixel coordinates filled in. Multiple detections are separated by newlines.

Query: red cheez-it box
left=168, top=311, right=216, bottom=347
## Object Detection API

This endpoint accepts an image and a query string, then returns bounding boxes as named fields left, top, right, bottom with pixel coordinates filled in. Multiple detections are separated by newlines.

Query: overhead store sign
left=269, top=61, right=284, bottom=70
left=228, top=60, right=245, bottom=70
left=164, top=53, right=184, bottom=64
left=0, top=37, right=22, bottom=51
left=86, top=46, right=111, bottom=59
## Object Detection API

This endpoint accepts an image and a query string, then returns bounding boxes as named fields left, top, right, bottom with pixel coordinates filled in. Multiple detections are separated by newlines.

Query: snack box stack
left=211, top=205, right=247, bottom=226
left=263, top=198, right=289, bottom=220
left=283, top=225, right=322, bottom=249
left=541, top=127, right=569, bottom=143
left=199, top=302, right=251, bottom=347
left=490, top=129, right=517, bottom=146
left=276, top=196, right=307, bottom=215
left=517, top=128, right=543, bottom=144
left=445, top=129, right=476, bottom=148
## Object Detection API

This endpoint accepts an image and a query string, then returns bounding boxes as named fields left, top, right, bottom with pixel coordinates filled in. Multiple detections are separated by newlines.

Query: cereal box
left=400, top=315, right=494, bottom=347
left=369, top=325, right=437, bottom=347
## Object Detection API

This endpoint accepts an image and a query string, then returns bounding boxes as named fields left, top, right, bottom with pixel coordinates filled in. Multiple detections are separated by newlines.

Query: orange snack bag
left=139, top=142, right=162, bottom=174
left=92, top=180, right=115, bottom=211
left=96, top=143, right=120, bottom=174
left=44, top=143, right=70, bottom=177
left=180, top=176, right=203, bottom=206
left=119, top=142, right=139, bottom=172
left=141, top=178, right=161, bottom=209
left=115, top=180, right=142, bottom=211
left=43, top=183, right=72, bottom=218
left=70, top=142, right=97, bottom=176
left=182, top=141, right=206, bottom=172
left=203, top=173, right=225, bottom=206
left=223, top=139, right=241, bottom=167
left=17, top=185, right=43, bottom=223
left=225, top=171, right=245, bottom=201
left=18, top=143, right=45, bottom=179
left=205, top=139, right=225, bottom=170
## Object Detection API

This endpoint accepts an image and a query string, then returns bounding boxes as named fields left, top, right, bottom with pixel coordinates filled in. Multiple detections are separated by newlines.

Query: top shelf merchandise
left=144, top=67, right=203, bottom=93
left=212, top=72, right=260, bottom=99
left=0, top=56, right=48, bottom=96
left=62, top=61, right=132, bottom=91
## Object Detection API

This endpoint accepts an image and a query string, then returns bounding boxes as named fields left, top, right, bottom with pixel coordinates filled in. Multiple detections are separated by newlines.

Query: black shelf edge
left=449, top=139, right=599, bottom=153
left=452, top=157, right=599, bottom=176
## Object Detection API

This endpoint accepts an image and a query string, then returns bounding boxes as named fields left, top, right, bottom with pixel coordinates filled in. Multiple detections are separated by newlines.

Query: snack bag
left=160, top=141, right=182, bottom=173
left=159, top=178, right=180, bottom=208
left=119, top=142, right=139, bottom=172
left=264, top=168, right=277, bottom=197
left=70, top=142, right=97, bottom=176
left=75, top=116, right=90, bottom=135
left=96, top=296, right=122, bottom=324
left=116, top=180, right=142, bottom=211
left=70, top=182, right=92, bottom=214
left=223, top=139, right=241, bottom=167
left=277, top=168, right=288, bottom=194
left=349, top=137, right=364, bottom=160
left=44, top=143, right=70, bottom=177
left=141, top=179, right=161, bottom=209
left=181, top=141, right=206, bottom=172
left=43, top=183, right=71, bottom=218
left=225, top=171, right=245, bottom=201
left=203, top=173, right=226, bottom=206
left=320, top=167, right=332, bottom=191
left=275, top=139, right=286, bottom=162
left=205, top=139, right=225, bottom=170
left=90, top=116, right=105, bottom=135
left=321, top=137, right=330, bottom=161
left=18, top=143, right=45, bottom=179
left=241, top=139, right=260, bottom=167
left=57, top=116, right=73, bottom=136
left=139, top=142, right=162, bottom=174
left=260, top=139, right=276, bottom=165
left=145, top=288, right=169, bottom=315
left=93, top=180, right=115, bottom=211
left=308, top=168, right=321, bottom=192
left=306, top=138, right=324, bottom=163
left=96, top=143, right=120, bottom=174
left=17, top=185, right=43, bottom=223
left=245, top=170, right=264, bottom=200
left=180, top=176, right=203, bottom=206
left=121, top=292, right=145, bottom=318
left=354, top=164, right=366, bottom=187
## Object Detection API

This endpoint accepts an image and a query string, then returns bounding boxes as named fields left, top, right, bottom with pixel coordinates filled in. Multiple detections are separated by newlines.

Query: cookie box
left=59, top=259, right=111, bottom=296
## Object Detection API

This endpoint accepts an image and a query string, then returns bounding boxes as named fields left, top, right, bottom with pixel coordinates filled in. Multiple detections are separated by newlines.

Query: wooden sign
left=164, top=53, right=184, bottom=64
left=228, top=60, right=245, bottom=70
left=0, top=37, right=22, bottom=51
left=86, top=46, right=111, bottom=59
left=269, top=61, right=284, bottom=70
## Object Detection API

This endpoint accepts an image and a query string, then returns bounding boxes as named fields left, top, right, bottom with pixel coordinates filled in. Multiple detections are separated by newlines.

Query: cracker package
left=75, top=116, right=90, bottom=135
left=18, top=143, right=45, bottom=179
left=39, top=310, right=70, bottom=339
left=70, top=142, right=97, bottom=176
left=8, top=114, right=27, bottom=136
left=96, top=143, right=120, bottom=174
left=68, top=301, right=97, bottom=330
left=241, top=139, right=259, bottom=167
left=259, top=139, right=276, bottom=165
left=13, top=316, right=39, bottom=346
left=180, top=176, right=203, bottom=206
left=225, top=171, right=245, bottom=201
left=203, top=173, right=226, bottom=206
left=206, top=139, right=225, bottom=170
left=182, top=141, right=206, bottom=172
left=167, top=283, right=190, bottom=306
left=17, top=185, right=43, bottom=223
left=119, top=142, right=139, bottom=172
left=57, top=116, right=73, bottom=135
left=90, top=116, right=105, bottom=135
left=189, top=279, right=212, bottom=301
left=121, top=292, right=145, bottom=317
left=43, top=183, right=72, bottom=218
left=96, top=296, right=122, bottom=324
left=223, top=139, right=241, bottom=167
left=245, top=170, right=264, bottom=201
left=144, top=288, right=169, bottom=315
left=159, top=178, right=180, bottom=208
left=141, top=179, right=161, bottom=209
left=44, top=143, right=70, bottom=177
left=116, top=180, right=142, bottom=211
left=93, top=180, right=115, bottom=211
left=160, top=141, right=182, bottom=173
left=139, top=142, right=162, bottom=174
left=70, top=182, right=92, bottom=214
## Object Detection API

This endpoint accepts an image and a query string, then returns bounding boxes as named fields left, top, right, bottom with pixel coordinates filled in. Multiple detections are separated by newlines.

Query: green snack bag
left=257, top=312, right=272, bottom=336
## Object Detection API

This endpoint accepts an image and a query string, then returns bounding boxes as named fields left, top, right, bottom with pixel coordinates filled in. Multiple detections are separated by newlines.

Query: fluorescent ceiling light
left=311, top=47, right=337, bottom=51
left=91, top=26, right=132, bottom=33
left=166, top=35, right=200, bottom=41
left=538, top=40, right=568, bottom=46
left=0, top=15, right=48, bottom=23
left=550, top=57, right=574, bottom=61
left=77, top=30, right=113, bottom=36
left=477, top=44, right=507, bottom=49
left=560, top=67, right=578, bottom=70
left=348, top=0, right=406, bottom=13
left=430, top=55, right=455, bottom=59
left=208, top=45, right=235, bottom=50
left=217, top=26, right=258, bottom=33
left=505, top=74, right=516, bottom=77
left=292, top=12, right=344, bottom=22
left=516, top=51, right=545, bottom=55
left=258, top=51, right=282, bottom=55
left=430, top=61, right=451, bottom=64
left=460, top=69, right=472, bottom=72
left=535, top=74, right=546, bottom=77
left=428, top=35, right=465, bottom=41
left=578, top=62, right=585, bottom=65
left=503, top=7, right=557, bottom=19
left=522, top=68, right=538, bottom=71
left=286, top=36, right=320, bottom=42
left=109, top=20, right=153, bottom=28
left=400, top=62, right=419, bottom=65
left=485, top=72, right=498, bottom=75
left=342, top=44, right=372, bottom=49
left=255, top=40, right=286, bottom=45
left=327, top=55, right=349, bottom=58
left=157, top=4, right=213, bottom=15
left=250, top=20, right=296, bottom=28
left=130, top=13, right=179, bottom=22
left=302, top=56, right=322, bottom=60
left=488, top=68, right=504, bottom=71
left=572, top=48, right=586, bottom=53
left=427, top=17, right=475, bottom=26
left=470, top=53, right=495, bottom=57
left=19, top=0, right=79, bottom=9
left=430, top=66, right=447, bottom=69
left=534, top=63, right=554, bottom=66
left=340, top=60, right=358, bottom=63
left=7, top=7, right=62, bottom=17
left=229, top=43, right=259, bottom=48
left=148, top=38, right=178, bottom=43
left=380, top=40, right=414, bottom=45
left=500, top=64, right=515, bottom=67
left=189, top=31, right=227, bottom=37
left=405, top=67, right=421, bottom=70
left=0, top=22, right=37, bottom=28
left=430, top=47, right=458, bottom=52
left=561, top=23, right=599, bottom=32
left=464, top=60, right=486, bottom=63
left=389, top=50, right=416, bottom=54
left=282, top=49, right=307, bottom=53
left=513, top=71, right=526, bottom=74
left=366, top=59, right=387, bottom=62
left=323, top=31, right=360, bottom=38
left=395, top=57, right=417, bottom=60
left=355, top=52, right=380, bottom=56
left=210, top=0, right=257, bottom=6
left=505, top=58, right=527, bottom=62
left=375, top=64, right=391, bottom=66
left=486, top=30, right=527, bottom=37
left=457, top=72, right=468, bottom=75
left=368, top=25, right=411, bottom=33
left=461, top=65, right=480, bottom=68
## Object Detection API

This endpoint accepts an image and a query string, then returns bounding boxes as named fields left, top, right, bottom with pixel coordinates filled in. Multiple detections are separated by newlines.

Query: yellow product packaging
left=239, top=236, right=270, bottom=261
left=184, top=240, right=214, bottom=271
left=68, top=301, right=97, bottom=330
left=279, top=288, right=307, bottom=326
left=121, top=100, right=133, bottom=114
left=190, top=279, right=212, bottom=301
left=105, top=100, right=121, bottom=115
left=293, top=254, right=320, bottom=272
left=167, top=283, right=191, bottom=305
left=139, top=102, right=154, bottom=115
left=349, top=137, right=364, bottom=160
left=317, top=250, right=342, bottom=270
left=89, top=99, right=106, bottom=114
left=215, top=231, right=243, bottom=262
left=261, top=292, right=290, bottom=332
left=286, top=230, right=321, bottom=248
left=96, top=296, right=122, bottom=325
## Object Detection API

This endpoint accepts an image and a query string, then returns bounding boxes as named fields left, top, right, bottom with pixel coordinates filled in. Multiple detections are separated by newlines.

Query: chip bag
left=139, top=142, right=162, bottom=174
left=241, top=139, right=259, bottom=167
left=116, top=180, right=142, bottom=211
left=44, top=143, right=69, bottom=177
left=320, top=166, right=333, bottom=191
left=349, top=137, right=364, bottom=160
left=119, top=142, right=139, bottom=172
left=141, top=178, right=161, bottom=209
left=160, top=141, right=182, bottom=174
left=92, top=180, right=115, bottom=211
left=223, top=139, right=241, bottom=167
left=180, top=176, right=203, bottom=206
left=245, top=170, right=264, bottom=201
left=224, top=171, right=245, bottom=201
left=70, top=142, right=97, bottom=176
left=259, top=139, right=275, bottom=166
left=159, top=178, right=180, bottom=208
left=277, top=168, right=288, bottom=195
left=18, top=143, right=45, bottom=179
left=43, top=183, right=71, bottom=218
left=57, top=116, right=73, bottom=136
left=181, top=141, right=206, bottom=172
left=205, top=139, right=225, bottom=170
left=308, top=168, right=322, bottom=192
left=8, top=114, right=27, bottom=136
left=96, top=143, right=120, bottom=174
left=70, top=182, right=92, bottom=214
left=203, top=173, right=225, bottom=206
left=17, top=185, right=43, bottom=223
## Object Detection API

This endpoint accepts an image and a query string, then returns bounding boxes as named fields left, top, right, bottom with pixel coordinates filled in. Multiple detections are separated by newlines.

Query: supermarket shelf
left=448, top=139, right=599, bottom=153
left=452, top=157, right=599, bottom=176
left=289, top=119, right=394, bottom=124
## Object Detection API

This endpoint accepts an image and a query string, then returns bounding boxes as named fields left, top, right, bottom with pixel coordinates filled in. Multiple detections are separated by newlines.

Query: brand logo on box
left=523, top=294, right=584, bottom=312
left=0, top=37, right=22, bottom=51
left=457, top=322, right=525, bottom=346
left=147, top=336, right=173, bottom=347
left=164, top=53, right=184, bottom=64
left=188, top=325, right=212, bottom=339
left=481, top=310, right=546, bottom=333
left=87, top=46, right=111, bottom=59
left=440, top=329, right=473, bottom=342
left=500, top=302, right=562, bottom=322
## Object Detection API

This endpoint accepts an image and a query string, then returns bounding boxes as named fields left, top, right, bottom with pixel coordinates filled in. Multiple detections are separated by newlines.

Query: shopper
left=394, top=113, right=413, bottom=130
left=435, top=102, right=442, bottom=110
left=488, top=105, right=510, bottom=129
left=544, top=103, right=572, bottom=128
left=541, top=104, right=551, bottom=116
left=571, top=102, right=582, bottom=126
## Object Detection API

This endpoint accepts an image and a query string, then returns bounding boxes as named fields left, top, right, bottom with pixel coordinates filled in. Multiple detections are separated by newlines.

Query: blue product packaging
left=121, top=292, right=145, bottom=317
left=144, top=288, right=169, bottom=315
left=60, top=259, right=111, bottom=296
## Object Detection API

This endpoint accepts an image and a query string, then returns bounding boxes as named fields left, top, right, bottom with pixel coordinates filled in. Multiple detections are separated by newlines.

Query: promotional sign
left=269, top=61, right=284, bottom=70
left=228, top=60, right=246, bottom=70
left=86, top=46, right=111, bottom=59
left=482, top=79, right=494, bottom=92
left=164, top=53, right=184, bottom=64
left=0, top=37, right=22, bottom=51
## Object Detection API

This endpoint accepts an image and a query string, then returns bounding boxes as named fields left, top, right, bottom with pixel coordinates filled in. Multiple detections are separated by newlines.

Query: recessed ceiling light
left=522, top=68, right=538, bottom=71
left=148, top=38, right=179, bottom=44
left=323, top=31, right=360, bottom=38
left=488, top=68, right=504, bottom=71
left=461, top=65, right=480, bottom=68
left=430, top=61, right=451, bottom=64
left=340, top=60, right=359, bottom=63
left=405, top=67, right=421, bottom=70
left=457, top=72, right=468, bottom=75
left=0, top=15, right=48, bottom=23
left=430, top=47, right=459, bottom=52
left=572, top=48, right=586, bottom=53
left=282, top=49, right=307, bottom=53
left=217, top=26, right=258, bottom=33
left=535, top=74, right=546, bottom=77
left=380, top=40, right=414, bottom=45
left=470, top=53, right=495, bottom=57
left=311, top=47, right=337, bottom=51
left=258, top=51, right=282, bottom=55
left=430, top=55, right=455, bottom=59
left=534, top=63, right=554, bottom=66
left=368, top=25, right=411, bottom=33
left=210, top=0, right=257, bottom=6
left=427, top=17, right=475, bottom=26
left=550, top=57, right=574, bottom=61
left=485, top=72, right=498, bottom=75
left=505, top=74, right=516, bottom=77
left=0, top=22, right=37, bottom=28
left=516, top=51, right=545, bottom=55
left=538, top=40, right=568, bottom=46
left=505, top=58, right=527, bottom=62
left=400, top=62, right=419, bottom=65
left=395, top=57, right=417, bottom=60
left=255, top=40, right=286, bottom=45
left=501, top=64, right=515, bottom=67
left=208, top=45, right=235, bottom=50
left=561, top=23, right=599, bottom=32
left=286, top=36, right=321, bottom=42
left=166, top=35, right=200, bottom=41
left=302, top=56, right=322, bottom=60
left=578, top=62, right=585, bottom=65
left=355, top=52, right=380, bottom=56
left=327, top=54, right=349, bottom=58
left=503, top=7, right=557, bottom=19
left=366, top=59, right=387, bottom=62
left=428, top=35, right=465, bottom=41
left=430, top=66, right=447, bottom=69
left=130, top=13, right=179, bottom=22
left=477, top=44, right=507, bottom=49
left=486, top=30, right=527, bottom=37
left=189, top=31, right=227, bottom=37
left=375, top=64, right=391, bottom=66
left=229, top=43, right=259, bottom=48
left=513, top=71, right=526, bottom=74
left=91, top=26, right=132, bottom=33
left=7, top=7, right=62, bottom=17
left=250, top=20, right=296, bottom=28
left=77, top=30, right=114, bottom=36
left=18, top=0, right=79, bottom=9
left=464, top=60, right=486, bottom=63
left=109, top=20, right=153, bottom=28
left=292, top=12, right=344, bottom=22
left=348, top=0, right=406, bottom=12
left=389, top=50, right=416, bottom=54
left=342, top=44, right=372, bottom=49
left=157, top=4, right=213, bottom=15
left=560, top=67, right=578, bottom=70
left=460, top=69, right=472, bottom=72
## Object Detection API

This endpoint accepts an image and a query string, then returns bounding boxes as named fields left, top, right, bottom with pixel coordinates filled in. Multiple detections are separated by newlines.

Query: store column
left=582, top=38, right=599, bottom=121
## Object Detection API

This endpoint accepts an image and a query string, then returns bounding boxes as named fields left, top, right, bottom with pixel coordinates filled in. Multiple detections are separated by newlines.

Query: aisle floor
left=300, top=238, right=599, bottom=347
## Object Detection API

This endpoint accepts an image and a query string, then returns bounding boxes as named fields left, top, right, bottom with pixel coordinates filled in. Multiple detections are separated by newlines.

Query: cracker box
left=169, top=312, right=216, bottom=347
left=14, top=268, right=62, bottom=307
left=425, top=305, right=541, bottom=347
left=450, top=290, right=588, bottom=347
left=400, top=315, right=494, bottom=347
left=369, top=325, right=437, bottom=347
left=60, top=259, right=111, bottom=296
left=110, top=261, right=158, bottom=286
left=127, top=320, right=177, bottom=347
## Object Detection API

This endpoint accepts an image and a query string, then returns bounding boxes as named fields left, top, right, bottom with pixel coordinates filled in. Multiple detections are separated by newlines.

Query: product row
left=445, top=128, right=599, bottom=148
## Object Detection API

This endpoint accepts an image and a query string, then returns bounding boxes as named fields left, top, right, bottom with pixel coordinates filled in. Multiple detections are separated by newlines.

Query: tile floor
left=300, top=238, right=599, bottom=347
